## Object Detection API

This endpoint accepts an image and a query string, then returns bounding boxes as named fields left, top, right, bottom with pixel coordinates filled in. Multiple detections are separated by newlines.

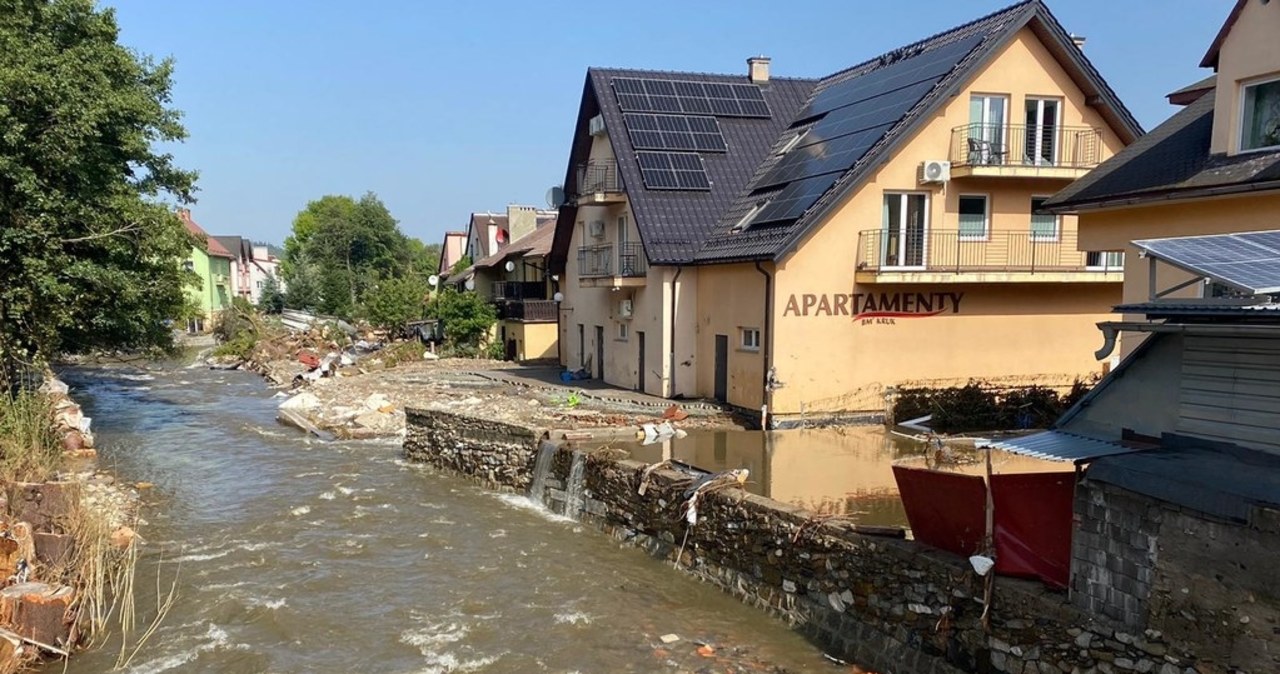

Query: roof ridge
left=588, top=65, right=819, bottom=83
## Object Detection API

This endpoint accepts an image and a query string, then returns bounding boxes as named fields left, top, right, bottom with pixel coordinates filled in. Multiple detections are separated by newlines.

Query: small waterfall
left=563, top=451, right=587, bottom=518
left=528, top=441, right=559, bottom=506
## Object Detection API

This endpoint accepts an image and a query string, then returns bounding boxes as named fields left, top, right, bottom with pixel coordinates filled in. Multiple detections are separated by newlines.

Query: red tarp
left=891, top=465, right=1075, bottom=589
left=891, top=466, right=986, bottom=557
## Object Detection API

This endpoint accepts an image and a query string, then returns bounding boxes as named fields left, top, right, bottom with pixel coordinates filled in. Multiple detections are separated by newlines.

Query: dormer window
left=1241, top=76, right=1280, bottom=152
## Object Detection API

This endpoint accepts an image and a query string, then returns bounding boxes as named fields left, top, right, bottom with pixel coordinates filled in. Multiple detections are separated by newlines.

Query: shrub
left=0, top=392, right=61, bottom=483
left=892, top=378, right=1097, bottom=433
left=363, top=276, right=429, bottom=333
left=426, top=289, right=496, bottom=352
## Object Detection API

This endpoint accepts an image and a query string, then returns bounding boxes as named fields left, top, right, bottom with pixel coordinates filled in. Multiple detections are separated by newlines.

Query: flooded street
left=49, top=365, right=840, bottom=674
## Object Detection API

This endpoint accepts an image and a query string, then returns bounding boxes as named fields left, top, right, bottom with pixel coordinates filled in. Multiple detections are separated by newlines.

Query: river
left=48, top=365, right=841, bottom=673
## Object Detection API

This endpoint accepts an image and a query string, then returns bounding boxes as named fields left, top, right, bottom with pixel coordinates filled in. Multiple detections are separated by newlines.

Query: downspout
left=668, top=266, right=683, bottom=398
left=754, top=261, right=773, bottom=430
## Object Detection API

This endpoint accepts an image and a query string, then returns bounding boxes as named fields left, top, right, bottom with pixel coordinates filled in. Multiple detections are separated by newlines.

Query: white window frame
left=1029, top=196, right=1060, bottom=242
left=740, top=328, right=761, bottom=352
left=967, top=94, right=1009, bottom=164
left=1239, top=74, right=1280, bottom=153
left=957, top=194, right=990, bottom=241
left=1086, top=250, right=1125, bottom=271
left=881, top=191, right=930, bottom=270
left=617, top=322, right=629, bottom=341
left=1024, top=96, right=1063, bottom=166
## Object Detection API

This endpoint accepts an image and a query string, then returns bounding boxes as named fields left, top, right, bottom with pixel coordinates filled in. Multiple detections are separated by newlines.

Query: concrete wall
left=502, top=321, right=557, bottom=361
left=694, top=262, right=768, bottom=409
left=1072, top=478, right=1280, bottom=673
left=404, top=408, right=1237, bottom=674
left=1210, top=0, right=1280, bottom=154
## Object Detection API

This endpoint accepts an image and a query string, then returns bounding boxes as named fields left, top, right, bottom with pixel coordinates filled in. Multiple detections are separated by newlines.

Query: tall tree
left=0, top=0, right=197, bottom=389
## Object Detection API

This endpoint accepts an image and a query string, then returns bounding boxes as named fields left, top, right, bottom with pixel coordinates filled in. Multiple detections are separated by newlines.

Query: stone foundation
left=405, top=408, right=1245, bottom=674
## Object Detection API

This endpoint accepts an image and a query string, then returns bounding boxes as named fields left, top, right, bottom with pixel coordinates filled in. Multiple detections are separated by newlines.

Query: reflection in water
left=612, top=427, right=1064, bottom=528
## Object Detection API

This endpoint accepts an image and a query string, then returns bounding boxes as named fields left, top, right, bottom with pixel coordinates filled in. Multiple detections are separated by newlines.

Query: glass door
left=882, top=193, right=928, bottom=269
left=968, top=95, right=1007, bottom=165
left=1024, top=98, right=1060, bottom=165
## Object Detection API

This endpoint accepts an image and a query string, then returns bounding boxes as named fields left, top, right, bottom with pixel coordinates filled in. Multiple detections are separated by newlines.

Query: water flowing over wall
left=404, top=408, right=1238, bottom=674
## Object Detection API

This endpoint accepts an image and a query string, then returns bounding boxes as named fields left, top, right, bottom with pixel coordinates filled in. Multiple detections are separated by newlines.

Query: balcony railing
left=577, top=242, right=648, bottom=278
left=856, top=229, right=1114, bottom=274
left=498, top=299, right=558, bottom=322
left=576, top=159, right=622, bottom=195
left=950, top=124, right=1102, bottom=169
left=491, top=280, right=546, bottom=301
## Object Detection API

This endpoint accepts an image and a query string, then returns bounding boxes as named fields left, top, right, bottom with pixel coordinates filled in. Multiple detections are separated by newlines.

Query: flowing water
left=48, top=366, right=841, bottom=674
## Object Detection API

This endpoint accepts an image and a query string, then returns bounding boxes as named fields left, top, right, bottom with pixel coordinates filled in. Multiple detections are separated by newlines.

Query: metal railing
left=491, top=281, right=546, bottom=301
left=950, top=124, right=1103, bottom=169
left=499, top=299, right=558, bottom=322
left=577, top=242, right=647, bottom=278
left=856, top=229, right=1113, bottom=274
left=576, top=159, right=621, bottom=195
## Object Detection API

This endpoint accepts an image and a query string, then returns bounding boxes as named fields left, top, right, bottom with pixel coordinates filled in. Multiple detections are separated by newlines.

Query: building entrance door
left=882, top=193, right=928, bottom=268
left=637, top=331, right=646, bottom=392
left=714, top=334, right=728, bottom=402
left=595, top=326, right=604, bottom=380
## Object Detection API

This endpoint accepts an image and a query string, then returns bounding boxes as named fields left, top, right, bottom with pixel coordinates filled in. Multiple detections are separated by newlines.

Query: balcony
left=491, top=281, right=546, bottom=301
left=855, top=229, right=1123, bottom=284
left=577, top=242, right=648, bottom=288
left=574, top=159, right=625, bottom=205
left=949, top=124, right=1103, bottom=180
left=497, top=299, right=558, bottom=323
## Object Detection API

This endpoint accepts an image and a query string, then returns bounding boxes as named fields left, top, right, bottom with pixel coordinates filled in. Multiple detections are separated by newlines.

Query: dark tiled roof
left=1166, top=75, right=1215, bottom=105
left=596, top=68, right=816, bottom=264
left=1045, top=92, right=1280, bottom=211
left=474, top=221, right=555, bottom=269
left=694, top=0, right=1142, bottom=264
left=1113, top=300, right=1280, bottom=321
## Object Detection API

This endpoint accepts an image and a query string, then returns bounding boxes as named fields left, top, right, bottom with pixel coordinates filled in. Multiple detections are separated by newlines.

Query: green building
left=179, top=208, right=233, bottom=332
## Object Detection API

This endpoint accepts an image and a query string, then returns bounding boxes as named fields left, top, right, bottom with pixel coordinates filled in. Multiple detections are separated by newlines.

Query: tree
left=0, top=0, right=197, bottom=390
left=257, top=275, right=285, bottom=314
left=406, top=238, right=441, bottom=280
left=426, top=289, right=495, bottom=353
left=363, top=276, right=428, bottom=332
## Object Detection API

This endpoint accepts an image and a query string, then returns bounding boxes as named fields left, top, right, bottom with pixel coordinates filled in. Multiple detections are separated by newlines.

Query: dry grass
left=0, top=392, right=62, bottom=484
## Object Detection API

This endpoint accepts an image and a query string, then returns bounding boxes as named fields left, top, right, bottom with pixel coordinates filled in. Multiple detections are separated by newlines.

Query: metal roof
left=1133, top=230, right=1280, bottom=295
left=979, top=430, right=1134, bottom=463
left=1114, top=300, right=1280, bottom=321
left=1087, top=442, right=1280, bottom=523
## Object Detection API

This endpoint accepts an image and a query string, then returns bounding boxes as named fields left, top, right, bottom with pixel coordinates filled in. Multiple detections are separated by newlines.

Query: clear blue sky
left=106, top=0, right=1226, bottom=247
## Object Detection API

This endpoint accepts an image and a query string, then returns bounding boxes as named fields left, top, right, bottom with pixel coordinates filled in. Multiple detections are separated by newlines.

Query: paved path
left=474, top=366, right=725, bottom=414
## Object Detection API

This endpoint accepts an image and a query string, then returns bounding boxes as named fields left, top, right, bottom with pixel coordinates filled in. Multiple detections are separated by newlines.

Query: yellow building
left=1046, top=0, right=1280, bottom=356
left=549, top=0, right=1142, bottom=426
left=473, top=220, right=559, bottom=362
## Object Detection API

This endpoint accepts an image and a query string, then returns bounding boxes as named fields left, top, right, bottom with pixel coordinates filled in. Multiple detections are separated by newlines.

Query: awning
left=978, top=430, right=1135, bottom=464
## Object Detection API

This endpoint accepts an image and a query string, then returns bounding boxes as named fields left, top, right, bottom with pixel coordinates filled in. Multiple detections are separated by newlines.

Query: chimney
left=1070, top=34, right=1087, bottom=49
left=747, top=56, right=771, bottom=83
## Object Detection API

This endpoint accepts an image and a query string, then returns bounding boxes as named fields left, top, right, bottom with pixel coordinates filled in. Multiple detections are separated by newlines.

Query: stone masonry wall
left=405, top=409, right=1241, bottom=674
left=1073, top=479, right=1280, bottom=673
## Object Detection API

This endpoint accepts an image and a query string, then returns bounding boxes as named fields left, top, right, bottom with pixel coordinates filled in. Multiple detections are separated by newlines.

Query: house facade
left=1045, top=0, right=1280, bottom=355
left=550, top=0, right=1141, bottom=426
left=472, top=221, right=558, bottom=361
left=438, top=230, right=467, bottom=277
left=179, top=209, right=233, bottom=332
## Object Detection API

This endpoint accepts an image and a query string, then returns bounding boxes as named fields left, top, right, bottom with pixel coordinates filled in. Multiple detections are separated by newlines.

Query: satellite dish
left=553, top=292, right=564, bottom=302
left=464, top=278, right=475, bottom=291
left=546, top=185, right=566, bottom=208
left=504, top=260, right=516, bottom=273
left=496, top=228, right=508, bottom=244
left=428, top=274, right=440, bottom=287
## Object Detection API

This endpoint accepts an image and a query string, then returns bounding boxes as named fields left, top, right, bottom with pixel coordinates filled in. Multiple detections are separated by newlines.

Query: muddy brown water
left=48, top=366, right=847, bottom=673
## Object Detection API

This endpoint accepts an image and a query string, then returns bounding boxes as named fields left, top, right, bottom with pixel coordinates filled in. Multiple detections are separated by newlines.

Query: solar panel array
left=636, top=151, right=711, bottom=190
left=1137, top=231, right=1280, bottom=294
left=742, top=34, right=985, bottom=227
left=623, top=113, right=727, bottom=153
left=612, top=78, right=771, bottom=118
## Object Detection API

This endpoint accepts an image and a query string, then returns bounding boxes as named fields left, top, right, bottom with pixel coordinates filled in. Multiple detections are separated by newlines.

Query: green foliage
left=0, top=0, right=197, bottom=387
left=0, top=392, right=62, bottom=483
left=892, top=379, right=1097, bottom=433
left=450, top=256, right=472, bottom=276
left=257, top=275, right=285, bottom=314
left=211, top=297, right=259, bottom=359
left=279, top=193, right=413, bottom=318
left=561, top=391, right=583, bottom=409
left=363, top=276, right=429, bottom=331
left=406, top=238, right=442, bottom=280
left=485, top=339, right=506, bottom=360
left=283, top=256, right=322, bottom=313
left=425, top=288, right=496, bottom=352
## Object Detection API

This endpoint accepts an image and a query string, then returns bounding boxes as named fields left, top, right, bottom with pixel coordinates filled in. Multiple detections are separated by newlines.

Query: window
left=740, top=328, right=761, bottom=351
left=1086, top=251, right=1125, bottom=271
left=183, top=260, right=195, bottom=272
left=617, top=322, right=629, bottom=340
left=617, top=215, right=628, bottom=244
left=1030, top=197, right=1059, bottom=240
left=1241, top=77, right=1280, bottom=151
left=731, top=201, right=766, bottom=233
left=777, top=129, right=807, bottom=156
left=1024, top=97, right=1061, bottom=165
left=967, top=94, right=1007, bottom=164
left=958, top=195, right=989, bottom=240
left=881, top=192, right=929, bottom=268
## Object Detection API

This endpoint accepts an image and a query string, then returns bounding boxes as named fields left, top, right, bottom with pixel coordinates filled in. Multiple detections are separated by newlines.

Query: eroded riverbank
left=47, top=365, right=841, bottom=673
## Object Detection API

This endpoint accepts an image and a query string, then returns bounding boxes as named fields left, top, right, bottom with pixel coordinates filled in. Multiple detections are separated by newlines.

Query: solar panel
left=623, top=113, right=727, bottom=153
left=750, top=174, right=843, bottom=226
left=636, top=151, right=711, bottom=191
left=612, top=78, right=771, bottom=118
left=1136, top=231, right=1280, bottom=294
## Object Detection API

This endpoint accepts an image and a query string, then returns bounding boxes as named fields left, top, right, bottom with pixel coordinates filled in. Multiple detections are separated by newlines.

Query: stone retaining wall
left=404, top=408, right=1232, bottom=674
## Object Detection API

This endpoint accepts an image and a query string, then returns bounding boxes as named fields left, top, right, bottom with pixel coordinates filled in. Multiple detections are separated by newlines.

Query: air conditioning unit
left=588, top=115, right=606, bottom=136
left=588, top=220, right=606, bottom=239
left=920, top=160, right=951, bottom=184
left=617, top=299, right=633, bottom=319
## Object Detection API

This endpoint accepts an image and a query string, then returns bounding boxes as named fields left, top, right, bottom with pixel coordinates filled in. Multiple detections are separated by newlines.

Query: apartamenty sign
left=782, top=291, right=964, bottom=324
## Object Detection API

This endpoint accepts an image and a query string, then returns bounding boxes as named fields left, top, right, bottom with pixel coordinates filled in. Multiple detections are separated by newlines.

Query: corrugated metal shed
left=979, top=430, right=1134, bottom=463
